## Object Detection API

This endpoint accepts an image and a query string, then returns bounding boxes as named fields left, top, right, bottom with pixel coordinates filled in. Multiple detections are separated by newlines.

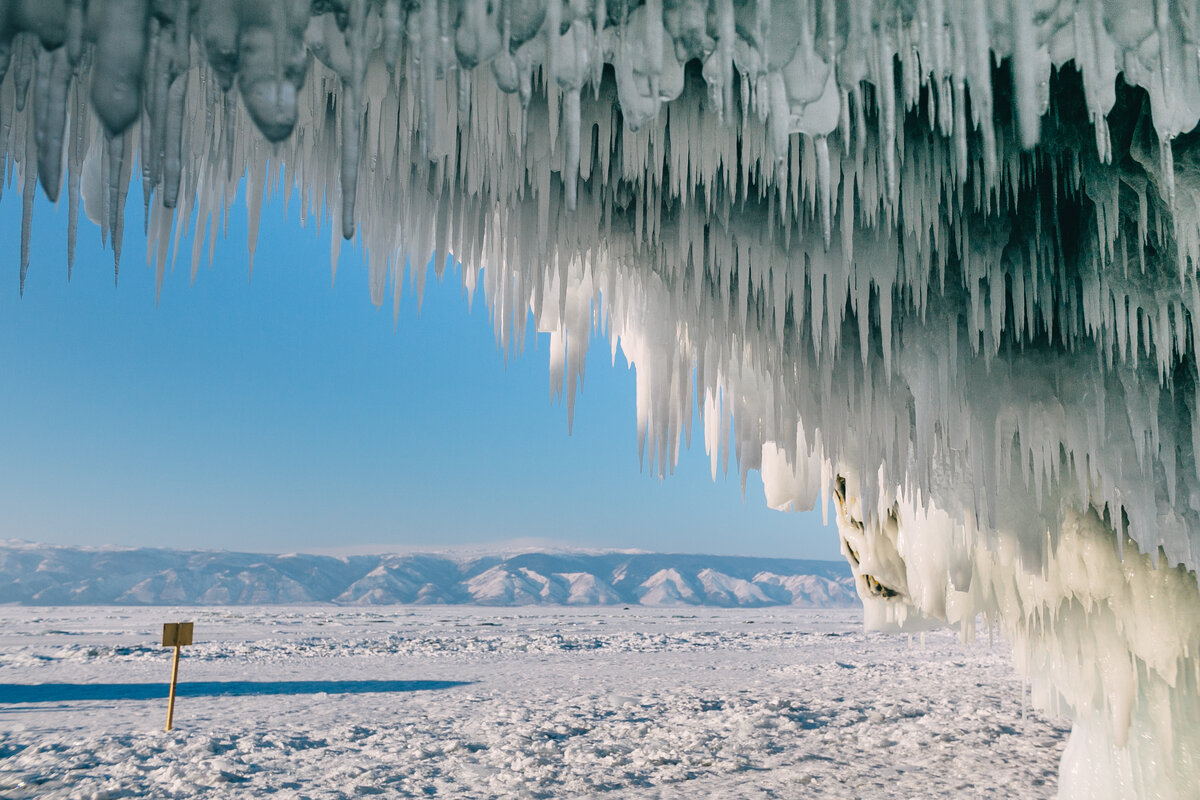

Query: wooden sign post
left=161, top=622, right=194, bottom=731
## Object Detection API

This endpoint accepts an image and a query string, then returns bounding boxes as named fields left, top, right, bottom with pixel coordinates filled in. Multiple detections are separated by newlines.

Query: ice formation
left=3, top=0, right=1200, bottom=797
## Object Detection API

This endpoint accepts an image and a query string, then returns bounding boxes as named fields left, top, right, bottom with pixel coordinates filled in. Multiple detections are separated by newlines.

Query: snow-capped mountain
left=0, top=542, right=856, bottom=608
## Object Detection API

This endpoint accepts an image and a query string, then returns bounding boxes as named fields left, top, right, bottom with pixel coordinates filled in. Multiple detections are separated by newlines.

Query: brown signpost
left=162, top=622, right=194, bottom=731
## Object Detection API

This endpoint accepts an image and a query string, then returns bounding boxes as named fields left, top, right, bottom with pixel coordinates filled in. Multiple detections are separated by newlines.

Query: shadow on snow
left=0, top=680, right=473, bottom=703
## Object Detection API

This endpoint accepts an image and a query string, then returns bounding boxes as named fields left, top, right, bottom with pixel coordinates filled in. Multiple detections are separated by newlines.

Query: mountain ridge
left=0, top=541, right=858, bottom=608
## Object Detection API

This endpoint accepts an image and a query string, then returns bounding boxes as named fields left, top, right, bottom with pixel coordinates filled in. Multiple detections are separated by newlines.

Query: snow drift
left=2, top=1, right=1200, bottom=796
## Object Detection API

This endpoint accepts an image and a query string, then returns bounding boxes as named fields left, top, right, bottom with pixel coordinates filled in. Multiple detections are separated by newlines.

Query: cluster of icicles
left=3, top=1, right=1200, bottom=797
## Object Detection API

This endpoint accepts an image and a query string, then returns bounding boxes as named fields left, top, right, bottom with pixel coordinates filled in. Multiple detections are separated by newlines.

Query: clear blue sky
left=0, top=185, right=840, bottom=559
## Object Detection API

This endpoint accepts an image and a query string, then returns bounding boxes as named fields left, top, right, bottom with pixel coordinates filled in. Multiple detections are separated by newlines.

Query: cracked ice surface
left=2, top=1, right=1200, bottom=797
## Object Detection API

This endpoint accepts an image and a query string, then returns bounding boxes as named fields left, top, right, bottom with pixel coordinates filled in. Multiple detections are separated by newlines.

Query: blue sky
left=0, top=185, right=840, bottom=559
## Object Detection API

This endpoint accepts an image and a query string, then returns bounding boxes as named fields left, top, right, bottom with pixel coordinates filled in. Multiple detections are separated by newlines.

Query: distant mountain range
left=0, top=542, right=858, bottom=607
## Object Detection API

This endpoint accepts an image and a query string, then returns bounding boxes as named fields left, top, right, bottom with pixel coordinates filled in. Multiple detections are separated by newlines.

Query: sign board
left=162, top=622, right=194, bottom=647
left=161, top=622, right=195, bottom=731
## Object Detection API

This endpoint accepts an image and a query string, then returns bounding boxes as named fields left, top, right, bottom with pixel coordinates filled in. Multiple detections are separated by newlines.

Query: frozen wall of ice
left=828, top=470, right=1200, bottom=799
left=3, top=1, right=1200, bottom=797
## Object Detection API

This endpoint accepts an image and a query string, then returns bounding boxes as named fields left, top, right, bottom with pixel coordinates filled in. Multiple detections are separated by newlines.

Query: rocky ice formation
left=3, top=0, right=1200, bottom=797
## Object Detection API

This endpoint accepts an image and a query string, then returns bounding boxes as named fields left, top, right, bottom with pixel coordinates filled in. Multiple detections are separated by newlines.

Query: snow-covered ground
left=0, top=606, right=1066, bottom=799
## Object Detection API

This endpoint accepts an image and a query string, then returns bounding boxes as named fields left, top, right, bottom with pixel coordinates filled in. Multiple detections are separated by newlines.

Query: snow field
left=0, top=607, right=1065, bottom=799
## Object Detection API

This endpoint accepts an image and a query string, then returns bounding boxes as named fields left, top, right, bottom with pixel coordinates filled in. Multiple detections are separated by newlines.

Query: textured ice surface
left=3, top=1, right=1200, bottom=797
left=0, top=606, right=1067, bottom=799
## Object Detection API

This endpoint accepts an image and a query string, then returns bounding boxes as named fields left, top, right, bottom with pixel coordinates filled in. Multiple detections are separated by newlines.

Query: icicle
left=716, top=0, right=735, bottom=120
left=1160, top=134, right=1176, bottom=208
left=32, top=44, right=70, bottom=202
left=879, top=26, right=898, bottom=208
left=65, top=0, right=85, bottom=66
left=340, top=0, right=368, bottom=241
left=66, top=65, right=89, bottom=279
left=564, top=88, right=581, bottom=212
left=19, top=111, right=35, bottom=295
left=13, top=35, right=34, bottom=113
left=815, top=134, right=832, bottom=250
left=90, top=0, right=149, bottom=137
left=1008, top=0, right=1040, bottom=149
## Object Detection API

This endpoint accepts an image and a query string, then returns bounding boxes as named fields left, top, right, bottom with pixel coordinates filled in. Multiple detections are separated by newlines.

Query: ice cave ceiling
left=2, top=1, right=1200, bottom=797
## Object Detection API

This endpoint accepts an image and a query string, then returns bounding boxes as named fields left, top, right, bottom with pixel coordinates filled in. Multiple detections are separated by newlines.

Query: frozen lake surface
left=0, top=607, right=1066, bottom=798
